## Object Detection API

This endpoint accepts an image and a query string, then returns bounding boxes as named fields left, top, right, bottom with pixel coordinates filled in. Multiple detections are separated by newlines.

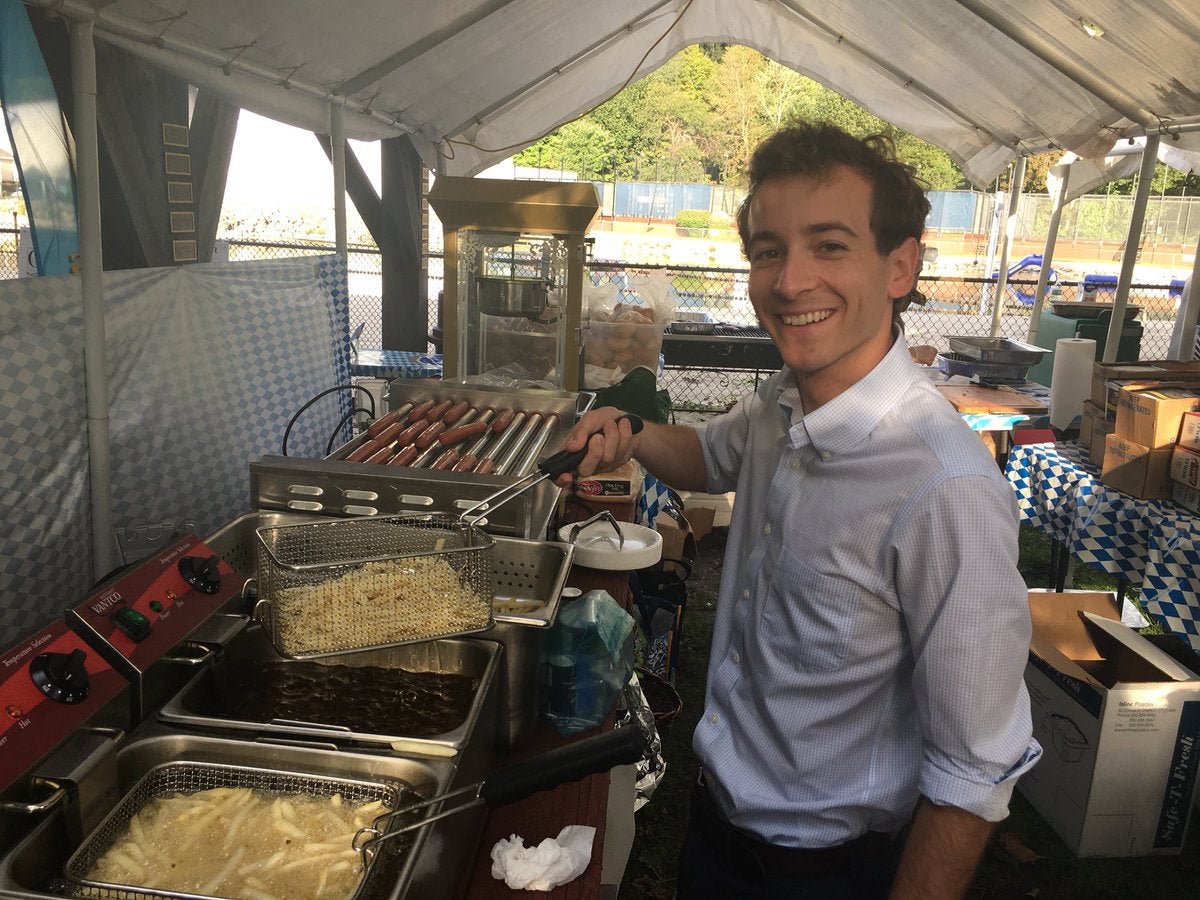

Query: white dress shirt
left=693, top=334, right=1041, bottom=848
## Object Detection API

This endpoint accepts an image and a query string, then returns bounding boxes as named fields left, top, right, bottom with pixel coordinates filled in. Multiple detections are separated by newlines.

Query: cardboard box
left=1090, top=417, right=1116, bottom=467
left=1019, top=590, right=1200, bottom=857
left=1172, top=481, right=1200, bottom=515
left=1114, top=385, right=1200, bottom=449
left=653, top=499, right=715, bottom=574
left=1101, top=434, right=1174, bottom=499
left=1178, top=411, right=1200, bottom=452
left=1170, top=444, right=1200, bottom=489
left=1092, top=360, right=1200, bottom=409
left=1080, top=400, right=1112, bottom=464
left=1093, top=366, right=1174, bottom=410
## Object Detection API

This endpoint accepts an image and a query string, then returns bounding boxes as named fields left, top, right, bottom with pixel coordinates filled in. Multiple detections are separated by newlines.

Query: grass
left=619, top=525, right=1200, bottom=899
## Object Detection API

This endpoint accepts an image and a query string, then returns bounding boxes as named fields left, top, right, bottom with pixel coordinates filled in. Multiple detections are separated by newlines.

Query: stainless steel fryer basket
left=64, top=760, right=410, bottom=900
left=254, top=514, right=495, bottom=659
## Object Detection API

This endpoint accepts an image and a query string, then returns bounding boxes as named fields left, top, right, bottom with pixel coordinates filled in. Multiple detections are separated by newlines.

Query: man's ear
left=887, top=237, right=921, bottom=299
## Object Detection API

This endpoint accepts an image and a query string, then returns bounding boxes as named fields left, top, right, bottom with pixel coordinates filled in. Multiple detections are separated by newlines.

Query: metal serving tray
left=158, top=627, right=502, bottom=759
left=946, top=336, right=1047, bottom=366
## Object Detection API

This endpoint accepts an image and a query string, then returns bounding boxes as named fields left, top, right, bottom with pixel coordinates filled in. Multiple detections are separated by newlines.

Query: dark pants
left=675, top=774, right=902, bottom=899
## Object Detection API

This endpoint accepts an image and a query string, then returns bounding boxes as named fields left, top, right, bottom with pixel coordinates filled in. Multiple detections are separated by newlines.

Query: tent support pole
left=1027, top=161, right=1070, bottom=343
left=1168, top=232, right=1200, bottom=359
left=1104, top=134, right=1160, bottom=363
left=331, top=103, right=348, bottom=254
left=70, top=17, right=117, bottom=579
left=990, top=155, right=1026, bottom=338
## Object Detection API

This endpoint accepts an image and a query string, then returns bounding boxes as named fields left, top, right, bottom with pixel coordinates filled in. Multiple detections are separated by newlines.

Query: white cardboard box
left=1018, top=590, right=1200, bottom=857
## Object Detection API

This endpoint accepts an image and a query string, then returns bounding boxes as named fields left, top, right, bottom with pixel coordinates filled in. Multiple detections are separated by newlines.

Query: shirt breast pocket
left=760, top=547, right=864, bottom=673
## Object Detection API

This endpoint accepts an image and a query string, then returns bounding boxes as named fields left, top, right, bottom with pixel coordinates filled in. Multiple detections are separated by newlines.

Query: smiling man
left=560, top=122, right=1040, bottom=899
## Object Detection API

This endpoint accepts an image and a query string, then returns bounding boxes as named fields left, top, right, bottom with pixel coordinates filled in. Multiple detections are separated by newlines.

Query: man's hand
left=553, top=407, right=641, bottom=488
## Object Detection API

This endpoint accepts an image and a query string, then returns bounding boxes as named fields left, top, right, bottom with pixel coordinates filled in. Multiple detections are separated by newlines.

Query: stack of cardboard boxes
left=1079, top=360, right=1200, bottom=500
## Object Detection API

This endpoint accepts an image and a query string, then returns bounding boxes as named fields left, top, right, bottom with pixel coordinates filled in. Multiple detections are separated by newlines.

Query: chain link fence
left=6, top=232, right=1186, bottom=415
left=0, top=228, right=19, bottom=280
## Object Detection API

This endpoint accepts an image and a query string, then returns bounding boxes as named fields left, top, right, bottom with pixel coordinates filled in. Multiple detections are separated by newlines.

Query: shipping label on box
left=1170, top=444, right=1200, bottom=489
left=1101, top=434, right=1175, bottom=499
left=1019, top=590, right=1200, bottom=857
left=1115, top=385, right=1200, bottom=449
left=1178, top=411, right=1200, bottom=452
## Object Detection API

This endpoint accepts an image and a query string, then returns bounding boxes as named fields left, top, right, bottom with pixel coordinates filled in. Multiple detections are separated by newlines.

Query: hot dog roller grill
left=253, top=381, right=594, bottom=540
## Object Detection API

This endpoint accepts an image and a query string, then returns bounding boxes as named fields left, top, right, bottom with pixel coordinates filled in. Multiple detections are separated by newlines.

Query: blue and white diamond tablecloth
left=1005, top=441, right=1200, bottom=652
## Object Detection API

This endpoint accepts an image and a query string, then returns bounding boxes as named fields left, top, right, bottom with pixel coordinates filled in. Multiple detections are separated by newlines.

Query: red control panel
left=0, top=621, right=126, bottom=794
left=67, top=534, right=241, bottom=673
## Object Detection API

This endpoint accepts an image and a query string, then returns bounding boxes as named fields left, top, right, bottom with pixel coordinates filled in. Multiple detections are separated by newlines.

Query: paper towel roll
left=1049, top=338, right=1096, bottom=429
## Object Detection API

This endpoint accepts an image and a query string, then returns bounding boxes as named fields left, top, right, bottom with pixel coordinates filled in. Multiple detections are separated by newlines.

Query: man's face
left=745, top=166, right=918, bottom=409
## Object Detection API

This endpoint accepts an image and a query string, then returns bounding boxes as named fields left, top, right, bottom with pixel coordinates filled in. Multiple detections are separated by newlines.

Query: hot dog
left=473, top=457, right=496, bottom=475
left=386, top=444, right=421, bottom=467
left=363, top=444, right=395, bottom=465
left=372, top=421, right=407, bottom=446
left=431, top=448, right=460, bottom=470
left=414, top=420, right=447, bottom=449
left=393, top=418, right=428, bottom=448
left=406, top=398, right=436, bottom=422
left=437, top=420, right=488, bottom=446
left=426, top=399, right=454, bottom=423
left=491, top=408, right=516, bottom=433
left=345, top=439, right=382, bottom=463
left=365, top=407, right=405, bottom=439
left=442, top=400, right=471, bottom=425
left=452, top=453, right=478, bottom=472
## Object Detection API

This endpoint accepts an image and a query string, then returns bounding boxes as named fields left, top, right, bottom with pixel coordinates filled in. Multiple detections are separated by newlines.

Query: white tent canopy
left=1049, top=138, right=1200, bottom=204
left=29, top=0, right=1200, bottom=187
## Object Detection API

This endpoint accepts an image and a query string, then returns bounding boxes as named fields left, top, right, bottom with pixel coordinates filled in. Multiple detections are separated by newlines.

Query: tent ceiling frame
left=953, top=0, right=1156, bottom=129
left=441, top=0, right=675, bottom=146
left=340, top=0, right=522, bottom=96
left=25, top=0, right=417, bottom=133
left=773, top=0, right=1015, bottom=153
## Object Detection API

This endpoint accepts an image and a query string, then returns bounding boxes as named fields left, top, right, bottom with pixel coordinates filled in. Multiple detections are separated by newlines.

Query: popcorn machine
left=429, top=177, right=599, bottom=391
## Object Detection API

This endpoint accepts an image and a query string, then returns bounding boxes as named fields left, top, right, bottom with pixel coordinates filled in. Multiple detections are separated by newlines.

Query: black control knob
left=179, top=554, right=222, bottom=594
left=30, top=649, right=90, bottom=704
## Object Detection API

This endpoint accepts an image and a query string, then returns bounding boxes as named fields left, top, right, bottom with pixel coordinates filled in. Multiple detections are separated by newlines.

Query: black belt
left=691, top=772, right=897, bottom=880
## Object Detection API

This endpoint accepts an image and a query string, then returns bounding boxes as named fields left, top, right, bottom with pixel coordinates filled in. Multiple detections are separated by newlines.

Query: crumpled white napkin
left=489, top=825, right=596, bottom=891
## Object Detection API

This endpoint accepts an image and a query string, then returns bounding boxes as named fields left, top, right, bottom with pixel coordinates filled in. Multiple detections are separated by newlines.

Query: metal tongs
left=567, top=509, right=625, bottom=550
left=351, top=723, right=648, bottom=866
left=458, top=414, right=645, bottom=524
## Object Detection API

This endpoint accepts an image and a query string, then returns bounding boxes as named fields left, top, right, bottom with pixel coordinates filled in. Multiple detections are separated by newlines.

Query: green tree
left=514, top=43, right=972, bottom=191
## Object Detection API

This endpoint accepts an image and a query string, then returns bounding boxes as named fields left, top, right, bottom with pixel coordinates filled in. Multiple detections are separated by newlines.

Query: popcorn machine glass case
left=428, top=177, right=599, bottom=391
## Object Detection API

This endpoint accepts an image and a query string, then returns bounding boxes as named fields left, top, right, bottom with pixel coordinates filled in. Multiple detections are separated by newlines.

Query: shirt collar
left=778, top=331, right=919, bottom=454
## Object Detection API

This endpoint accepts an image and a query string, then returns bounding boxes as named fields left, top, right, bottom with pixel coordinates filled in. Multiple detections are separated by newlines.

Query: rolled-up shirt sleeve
left=696, top=391, right=759, bottom=494
left=893, top=473, right=1042, bottom=821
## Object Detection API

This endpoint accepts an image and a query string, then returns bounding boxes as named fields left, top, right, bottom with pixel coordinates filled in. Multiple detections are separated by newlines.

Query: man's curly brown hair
left=736, top=121, right=930, bottom=258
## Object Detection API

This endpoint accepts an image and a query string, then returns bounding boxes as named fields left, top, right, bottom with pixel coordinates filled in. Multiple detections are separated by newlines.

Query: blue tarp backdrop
left=0, top=0, right=80, bottom=276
